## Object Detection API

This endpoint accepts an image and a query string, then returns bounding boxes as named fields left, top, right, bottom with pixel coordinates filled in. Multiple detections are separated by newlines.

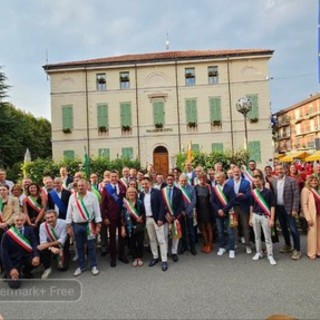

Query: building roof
left=44, top=48, right=274, bottom=71
left=274, top=92, right=320, bottom=116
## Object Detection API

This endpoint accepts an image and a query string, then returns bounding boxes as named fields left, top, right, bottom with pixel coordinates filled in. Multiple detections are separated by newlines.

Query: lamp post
left=236, top=97, right=252, bottom=151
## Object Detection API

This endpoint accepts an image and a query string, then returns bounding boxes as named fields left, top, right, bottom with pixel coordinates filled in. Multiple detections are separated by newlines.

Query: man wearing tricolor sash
left=1, top=212, right=40, bottom=289
left=42, top=176, right=54, bottom=200
left=100, top=171, right=129, bottom=267
left=242, top=160, right=256, bottom=185
left=47, top=178, right=71, bottom=220
left=162, top=174, right=184, bottom=263
left=119, top=166, right=130, bottom=189
left=178, top=174, right=197, bottom=256
left=211, top=172, right=237, bottom=259
left=66, top=179, right=102, bottom=276
left=249, top=175, right=277, bottom=265
left=38, top=210, right=69, bottom=279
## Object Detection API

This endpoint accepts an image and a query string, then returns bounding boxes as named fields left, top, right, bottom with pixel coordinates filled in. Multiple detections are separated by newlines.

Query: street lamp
left=236, top=97, right=252, bottom=150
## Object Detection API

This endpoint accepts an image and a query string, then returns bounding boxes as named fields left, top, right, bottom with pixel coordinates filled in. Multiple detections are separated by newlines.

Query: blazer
left=1, top=196, right=20, bottom=224
left=226, top=178, right=251, bottom=211
left=1, top=226, right=39, bottom=272
left=272, top=176, right=299, bottom=215
left=162, top=186, right=184, bottom=218
left=139, top=188, right=165, bottom=222
left=100, top=183, right=126, bottom=222
left=181, top=184, right=196, bottom=217
left=47, top=189, right=71, bottom=220
left=211, top=183, right=236, bottom=216
left=301, top=187, right=316, bottom=223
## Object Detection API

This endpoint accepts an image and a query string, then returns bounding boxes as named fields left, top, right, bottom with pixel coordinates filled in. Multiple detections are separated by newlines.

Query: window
left=96, top=73, right=106, bottom=91
left=185, top=99, right=197, bottom=126
left=62, top=105, right=73, bottom=132
left=98, top=148, right=110, bottom=159
left=248, top=141, right=261, bottom=163
left=212, top=143, right=223, bottom=153
left=209, top=97, right=222, bottom=124
left=97, top=104, right=108, bottom=130
left=191, top=144, right=200, bottom=153
left=185, top=68, right=195, bottom=86
left=153, top=101, right=165, bottom=127
left=246, top=94, right=259, bottom=122
left=120, top=72, right=130, bottom=89
left=120, top=102, right=132, bottom=129
left=208, top=66, right=219, bottom=84
left=63, top=150, right=75, bottom=160
left=122, top=147, right=133, bottom=159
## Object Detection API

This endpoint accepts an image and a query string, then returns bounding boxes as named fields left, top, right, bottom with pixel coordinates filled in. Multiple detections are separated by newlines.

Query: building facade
left=44, top=49, right=274, bottom=175
left=273, top=93, right=320, bottom=154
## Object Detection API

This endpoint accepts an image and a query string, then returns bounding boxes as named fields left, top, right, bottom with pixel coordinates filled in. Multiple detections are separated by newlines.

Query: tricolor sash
left=49, top=190, right=67, bottom=215
left=162, top=187, right=175, bottom=217
left=193, top=177, right=200, bottom=186
left=7, top=227, right=32, bottom=252
left=251, top=189, right=271, bottom=218
left=242, top=167, right=253, bottom=183
left=170, top=219, right=182, bottom=240
left=179, top=186, right=197, bottom=226
left=123, top=198, right=141, bottom=221
left=26, top=196, right=41, bottom=213
left=105, top=184, right=123, bottom=207
left=44, top=222, right=58, bottom=242
left=119, top=177, right=128, bottom=188
left=91, top=185, right=102, bottom=203
left=0, top=198, right=3, bottom=222
left=310, top=188, right=320, bottom=204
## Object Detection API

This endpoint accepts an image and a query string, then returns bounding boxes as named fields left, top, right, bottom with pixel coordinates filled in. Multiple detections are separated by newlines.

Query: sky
left=0, top=0, right=318, bottom=120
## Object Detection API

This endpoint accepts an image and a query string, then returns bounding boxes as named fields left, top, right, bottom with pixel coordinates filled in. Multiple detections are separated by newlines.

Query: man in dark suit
left=47, top=178, right=71, bottom=220
left=162, top=174, right=184, bottom=262
left=139, top=177, right=168, bottom=271
left=272, top=164, right=301, bottom=260
left=100, top=170, right=129, bottom=267
left=59, top=166, right=73, bottom=189
left=1, top=212, right=40, bottom=288
left=212, top=172, right=237, bottom=258
left=226, top=165, right=252, bottom=254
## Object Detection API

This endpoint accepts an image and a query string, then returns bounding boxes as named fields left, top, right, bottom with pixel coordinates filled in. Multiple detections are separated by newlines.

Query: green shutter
left=212, top=143, right=224, bottom=153
left=63, top=150, right=75, bottom=160
left=153, top=101, right=165, bottom=125
left=209, top=97, right=222, bottom=122
left=248, top=141, right=261, bottom=163
left=122, top=147, right=133, bottom=159
left=246, top=94, right=259, bottom=121
left=97, top=104, right=108, bottom=128
left=186, top=99, right=197, bottom=123
left=120, top=103, right=132, bottom=127
left=98, top=148, right=110, bottom=159
left=191, top=144, right=199, bottom=152
left=62, top=105, right=73, bottom=130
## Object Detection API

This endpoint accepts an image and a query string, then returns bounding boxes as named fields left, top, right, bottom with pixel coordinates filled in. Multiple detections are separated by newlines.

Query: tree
left=0, top=66, right=10, bottom=102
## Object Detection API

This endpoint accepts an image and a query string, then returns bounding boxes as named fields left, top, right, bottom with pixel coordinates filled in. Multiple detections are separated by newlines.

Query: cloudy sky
left=0, top=0, right=317, bottom=120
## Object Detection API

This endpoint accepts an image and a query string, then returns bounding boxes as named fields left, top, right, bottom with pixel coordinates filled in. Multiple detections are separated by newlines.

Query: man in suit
left=178, top=174, right=197, bottom=255
left=162, top=174, right=184, bottom=262
left=100, top=170, right=129, bottom=267
left=212, top=172, right=237, bottom=259
left=272, top=164, right=301, bottom=260
left=1, top=212, right=40, bottom=289
left=226, top=165, right=252, bottom=254
left=59, top=166, right=74, bottom=189
left=139, top=176, right=168, bottom=271
left=47, top=178, right=71, bottom=220
left=184, top=162, right=196, bottom=185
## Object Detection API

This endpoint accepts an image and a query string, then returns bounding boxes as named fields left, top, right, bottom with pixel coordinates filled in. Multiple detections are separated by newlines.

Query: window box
left=211, top=120, right=221, bottom=126
left=187, top=121, right=197, bottom=128
left=122, top=125, right=131, bottom=131
left=185, top=73, right=194, bottom=78
left=63, top=128, right=72, bottom=134
left=250, top=117, right=259, bottom=123
left=155, top=123, right=163, bottom=129
left=98, top=126, right=108, bottom=133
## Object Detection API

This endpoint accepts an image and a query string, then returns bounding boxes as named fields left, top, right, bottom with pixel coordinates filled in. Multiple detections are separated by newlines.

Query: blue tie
left=169, top=188, right=173, bottom=201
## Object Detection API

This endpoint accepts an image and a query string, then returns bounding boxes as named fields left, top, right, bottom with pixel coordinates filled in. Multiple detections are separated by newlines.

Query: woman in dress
left=301, top=175, right=320, bottom=259
left=121, top=187, right=145, bottom=267
left=195, top=173, right=213, bottom=254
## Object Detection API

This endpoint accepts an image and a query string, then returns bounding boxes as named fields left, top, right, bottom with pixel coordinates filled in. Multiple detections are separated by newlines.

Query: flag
left=23, top=148, right=31, bottom=178
left=83, top=146, right=90, bottom=179
left=187, top=141, right=192, bottom=163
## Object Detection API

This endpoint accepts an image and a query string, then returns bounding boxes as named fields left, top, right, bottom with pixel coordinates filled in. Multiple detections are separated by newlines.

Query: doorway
left=153, top=146, right=169, bottom=176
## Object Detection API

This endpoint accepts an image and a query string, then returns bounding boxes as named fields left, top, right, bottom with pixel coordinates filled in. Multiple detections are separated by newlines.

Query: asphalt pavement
left=0, top=235, right=319, bottom=320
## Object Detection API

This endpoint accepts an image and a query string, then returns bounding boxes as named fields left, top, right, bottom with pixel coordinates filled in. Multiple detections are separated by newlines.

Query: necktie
left=169, top=188, right=173, bottom=201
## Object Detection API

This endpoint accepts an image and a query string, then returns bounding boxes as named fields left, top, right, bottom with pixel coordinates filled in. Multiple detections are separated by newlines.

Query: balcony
left=278, top=132, right=291, bottom=140
left=277, top=118, right=290, bottom=128
left=308, top=111, right=320, bottom=119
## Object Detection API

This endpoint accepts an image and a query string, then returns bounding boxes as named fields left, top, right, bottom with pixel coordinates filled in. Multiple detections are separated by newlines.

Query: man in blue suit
left=1, top=212, right=40, bottom=289
left=212, top=172, right=237, bottom=258
left=226, top=166, right=252, bottom=254
left=139, top=177, right=168, bottom=271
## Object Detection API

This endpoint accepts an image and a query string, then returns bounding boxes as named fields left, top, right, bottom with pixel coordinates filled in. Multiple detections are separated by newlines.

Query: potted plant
left=155, top=123, right=163, bottom=129
left=250, top=117, right=259, bottom=123
left=122, top=125, right=131, bottom=131
left=63, top=128, right=72, bottom=134
left=212, top=120, right=221, bottom=126
left=98, top=125, right=107, bottom=132
left=187, top=121, right=197, bottom=128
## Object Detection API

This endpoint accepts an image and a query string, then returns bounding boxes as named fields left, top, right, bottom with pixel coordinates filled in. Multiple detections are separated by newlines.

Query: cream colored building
left=44, top=49, right=274, bottom=174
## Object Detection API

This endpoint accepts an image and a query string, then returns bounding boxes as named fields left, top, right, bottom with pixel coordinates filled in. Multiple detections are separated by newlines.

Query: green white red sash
left=242, top=167, right=253, bottom=183
left=251, top=189, right=271, bottom=218
left=44, top=222, right=58, bottom=242
left=310, top=188, right=320, bottom=204
left=74, top=193, right=96, bottom=238
left=26, top=196, right=41, bottom=213
left=0, top=198, right=3, bottom=222
left=193, top=177, right=200, bottom=186
left=7, top=227, right=33, bottom=252
left=162, top=187, right=175, bottom=217
left=170, top=219, right=182, bottom=239
left=119, top=177, right=128, bottom=188
left=179, top=186, right=192, bottom=204
left=123, top=198, right=140, bottom=221
left=91, top=185, right=102, bottom=203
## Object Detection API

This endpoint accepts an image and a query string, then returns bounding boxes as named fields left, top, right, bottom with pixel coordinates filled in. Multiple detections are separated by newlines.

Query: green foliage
left=0, top=67, right=10, bottom=102
left=176, top=149, right=249, bottom=171
left=21, top=157, right=141, bottom=185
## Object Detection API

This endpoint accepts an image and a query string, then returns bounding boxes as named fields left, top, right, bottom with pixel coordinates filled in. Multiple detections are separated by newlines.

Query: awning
left=279, top=152, right=310, bottom=163
left=305, top=151, right=320, bottom=162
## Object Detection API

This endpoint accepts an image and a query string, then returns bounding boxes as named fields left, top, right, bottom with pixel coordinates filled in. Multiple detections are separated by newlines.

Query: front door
left=153, top=146, right=169, bottom=176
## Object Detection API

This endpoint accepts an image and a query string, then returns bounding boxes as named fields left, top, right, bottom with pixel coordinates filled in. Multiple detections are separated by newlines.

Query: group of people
left=0, top=158, right=319, bottom=289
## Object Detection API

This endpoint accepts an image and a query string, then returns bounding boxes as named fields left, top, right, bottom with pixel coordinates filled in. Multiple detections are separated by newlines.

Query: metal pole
left=244, top=115, right=249, bottom=151
left=227, top=57, right=234, bottom=156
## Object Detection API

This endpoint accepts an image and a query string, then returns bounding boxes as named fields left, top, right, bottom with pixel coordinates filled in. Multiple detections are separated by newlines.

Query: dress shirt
left=143, top=190, right=153, bottom=217
left=277, top=177, right=285, bottom=205
left=234, top=178, right=241, bottom=194
left=66, top=191, right=102, bottom=224
left=39, top=219, right=68, bottom=245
